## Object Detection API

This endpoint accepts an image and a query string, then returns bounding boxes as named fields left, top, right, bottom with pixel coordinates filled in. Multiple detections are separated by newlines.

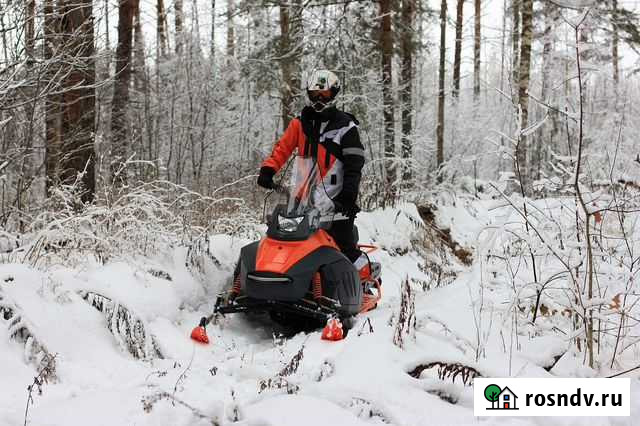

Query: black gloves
left=257, top=166, right=276, bottom=189
left=333, top=200, right=360, bottom=218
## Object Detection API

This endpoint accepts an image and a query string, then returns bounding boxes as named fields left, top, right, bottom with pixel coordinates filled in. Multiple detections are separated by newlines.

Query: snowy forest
left=1, top=0, right=640, bottom=424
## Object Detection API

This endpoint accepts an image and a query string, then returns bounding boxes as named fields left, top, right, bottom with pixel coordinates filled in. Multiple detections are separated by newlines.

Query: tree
left=484, top=384, right=501, bottom=409
left=56, top=0, right=97, bottom=202
left=436, top=0, right=447, bottom=170
left=175, top=0, right=183, bottom=54
left=511, top=0, right=520, bottom=100
left=473, top=0, right=481, bottom=98
left=400, top=0, right=415, bottom=182
left=227, top=0, right=235, bottom=60
left=452, top=0, right=464, bottom=98
left=111, top=0, right=138, bottom=185
left=44, top=0, right=62, bottom=195
left=516, top=0, right=533, bottom=193
left=157, top=0, right=168, bottom=58
left=279, top=0, right=304, bottom=131
left=25, top=0, right=35, bottom=62
left=380, top=0, right=395, bottom=199
left=612, top=0, right=619, bottom=86
left=210, top=0, right=216, bottom=62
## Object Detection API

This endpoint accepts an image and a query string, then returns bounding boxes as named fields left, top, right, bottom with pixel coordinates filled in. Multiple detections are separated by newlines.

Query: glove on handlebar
left=257, top=166, right=276, bottom=189
left=333, top=200, right=360, bottom=218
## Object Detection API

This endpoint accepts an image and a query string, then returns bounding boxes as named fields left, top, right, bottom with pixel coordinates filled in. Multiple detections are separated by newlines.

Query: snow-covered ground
left=1, top=200, right=638, bottom=425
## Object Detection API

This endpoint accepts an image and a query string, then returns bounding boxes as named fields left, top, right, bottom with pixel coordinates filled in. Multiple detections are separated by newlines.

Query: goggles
left=307, top=89, right=332, bottom=102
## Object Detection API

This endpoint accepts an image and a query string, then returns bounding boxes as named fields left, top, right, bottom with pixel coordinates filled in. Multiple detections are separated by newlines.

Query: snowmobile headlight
left=277, top=215, right=304, bottom=233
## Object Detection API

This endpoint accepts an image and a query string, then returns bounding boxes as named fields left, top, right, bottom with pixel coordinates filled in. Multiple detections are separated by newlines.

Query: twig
left=606, top=364, right=640, bottom=378
left=172, top=344, right=196, bottom=404
left=24, top=354, right=57, bottom=426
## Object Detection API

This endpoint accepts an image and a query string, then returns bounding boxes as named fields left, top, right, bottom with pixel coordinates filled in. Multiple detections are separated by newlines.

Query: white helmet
left=306, top=69, right=340, bottom=112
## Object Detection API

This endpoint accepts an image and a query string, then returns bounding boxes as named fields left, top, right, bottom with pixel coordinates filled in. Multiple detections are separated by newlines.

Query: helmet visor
left=307, top=89, right=332, bottom=102
left=308, top=89, right=335, bottom=112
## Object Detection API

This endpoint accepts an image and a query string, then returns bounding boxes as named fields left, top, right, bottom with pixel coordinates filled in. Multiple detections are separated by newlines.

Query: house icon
left=484, top=384, right=519, bottom=410
left=495, top=386, right=518, bottom=410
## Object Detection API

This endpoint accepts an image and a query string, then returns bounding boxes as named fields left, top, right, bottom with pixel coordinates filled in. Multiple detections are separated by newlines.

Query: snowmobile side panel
left=239, top=241, right=260, bottom=285
left=244, top=246, right=351, bottom=302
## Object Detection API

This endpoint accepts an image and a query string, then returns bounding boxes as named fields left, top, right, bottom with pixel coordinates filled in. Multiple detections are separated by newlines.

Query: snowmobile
left=191, top=158, right=381, bottom=343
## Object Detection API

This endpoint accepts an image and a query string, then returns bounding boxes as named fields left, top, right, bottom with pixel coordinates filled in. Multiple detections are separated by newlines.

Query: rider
left=257, top=70, right=365, bottom=263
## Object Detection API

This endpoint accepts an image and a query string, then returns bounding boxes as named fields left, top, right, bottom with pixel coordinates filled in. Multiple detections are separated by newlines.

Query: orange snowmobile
left=191, top=159, right=381, bottom=343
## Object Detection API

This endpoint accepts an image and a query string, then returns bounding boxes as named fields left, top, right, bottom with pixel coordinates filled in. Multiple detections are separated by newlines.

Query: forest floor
left=1, top=198, right=639, bottom=425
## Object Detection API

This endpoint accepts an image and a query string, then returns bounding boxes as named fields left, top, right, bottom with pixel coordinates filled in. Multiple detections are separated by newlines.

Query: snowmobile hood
left=256, top=230, right=338, bottom=274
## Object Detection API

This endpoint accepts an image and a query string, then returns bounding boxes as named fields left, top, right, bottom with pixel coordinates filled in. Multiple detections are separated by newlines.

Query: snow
left=1, top=200, right=639, bottom=425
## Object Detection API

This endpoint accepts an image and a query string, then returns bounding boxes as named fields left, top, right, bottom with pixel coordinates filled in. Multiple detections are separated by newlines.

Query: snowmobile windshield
left=286, top=157, right=334, bottom=217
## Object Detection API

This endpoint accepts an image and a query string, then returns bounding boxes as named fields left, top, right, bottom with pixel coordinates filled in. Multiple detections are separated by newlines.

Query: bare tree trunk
left=511, top=0, right=520, bottom=100
left=473, top=0, right=481, bottom=98
left=191, top=0, right=202, bottom=54
left=226, top=0, right=235, bottom=60
left=437, top=0, right=447, bottom=170
left=540, top=2, right=555, bottom=102
left=44, top=0, right=62, bottom=195
left=111, top=0, right=137, bottom=185
left=380, top=0, right=395, bottom=200
left=538, top=0, right=558, bottom=181
left=452, top=0, right=463, bottom=98
left=516, top=0, right=532, bottom=194
left=104, top=0, right=110, bottom=49
left=612, top=0, right=619, bottom=86
left=157, top=0, right=168, bottom=57
left=499, top=0, right=506, bottom=96
left=401, top=0, right=415, bottom=182
left=25, top=0, right=35, bottom=61
left=279, top=0, right=303, bottom=131
left=58, top=0, right=96, bottom=201
left=210, top=0, right=216, bottom=62
left=175, top=0, right=183, bottom=54
left=133, top=0, right=145, bottom=92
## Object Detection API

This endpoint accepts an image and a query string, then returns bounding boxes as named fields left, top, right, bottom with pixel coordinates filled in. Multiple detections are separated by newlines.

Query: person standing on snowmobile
left=257, top=69, right=365, bottom=263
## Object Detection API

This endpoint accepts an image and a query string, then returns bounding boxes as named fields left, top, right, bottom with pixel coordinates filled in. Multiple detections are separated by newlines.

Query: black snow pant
left=328, top=216, right=361, bottom=263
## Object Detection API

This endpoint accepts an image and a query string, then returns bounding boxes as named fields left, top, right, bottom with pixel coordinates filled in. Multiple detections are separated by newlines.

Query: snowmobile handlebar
left=319, top=213, right=350, bottom=223
left=271, top=183, right=289, bottom=196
